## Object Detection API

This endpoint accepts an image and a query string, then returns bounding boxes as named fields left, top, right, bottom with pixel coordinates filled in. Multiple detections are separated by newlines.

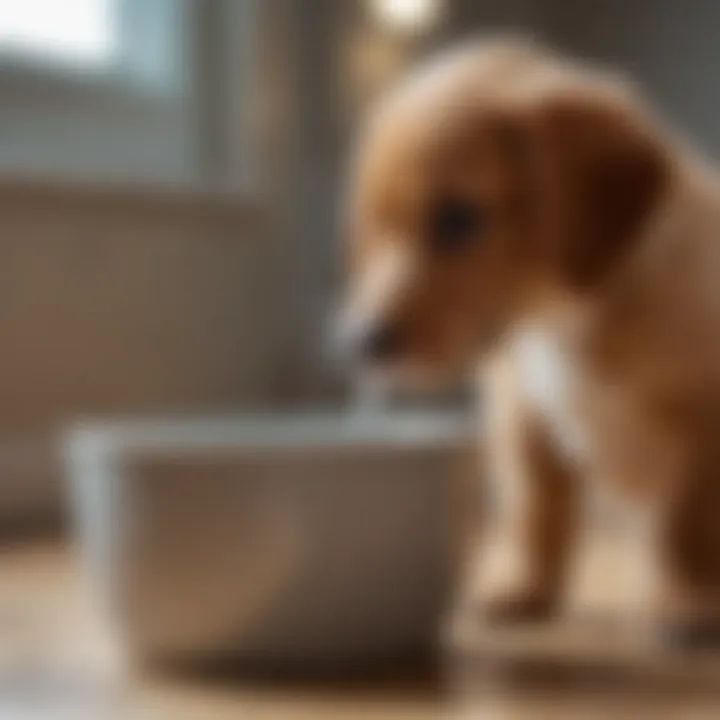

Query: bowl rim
left=64, top=411, right=475, bottom=458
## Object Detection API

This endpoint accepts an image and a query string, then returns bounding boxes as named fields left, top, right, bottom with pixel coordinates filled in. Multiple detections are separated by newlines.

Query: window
left=0, top=1, right=256, bottom=190
left=0, top=0, right=184, bottom=91
left=0, top=0, right=118, bottom=69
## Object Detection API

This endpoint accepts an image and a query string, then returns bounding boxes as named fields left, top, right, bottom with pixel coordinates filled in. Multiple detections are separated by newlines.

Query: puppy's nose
left=360, top=323, right=401, bottom=361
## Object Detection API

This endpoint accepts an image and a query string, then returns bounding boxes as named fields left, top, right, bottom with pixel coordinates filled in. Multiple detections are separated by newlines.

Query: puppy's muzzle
left=333, top=242, right=415, bottom=366
left=353, top=322, right=403, bottom=363
left=332, top=315, right=403, bottom=365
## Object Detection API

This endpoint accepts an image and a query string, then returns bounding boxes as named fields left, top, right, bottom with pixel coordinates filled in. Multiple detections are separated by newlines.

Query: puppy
left=338, top=38, right=720, bottom=644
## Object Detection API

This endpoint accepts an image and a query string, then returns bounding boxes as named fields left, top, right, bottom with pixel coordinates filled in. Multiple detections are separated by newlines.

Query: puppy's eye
left=429, top=198, right=484, bottom=254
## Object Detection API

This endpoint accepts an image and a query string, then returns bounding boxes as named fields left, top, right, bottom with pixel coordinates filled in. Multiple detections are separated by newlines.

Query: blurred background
left=2, top=0, right=720, bottom=529
left=0, top=0, right=720, bottom=717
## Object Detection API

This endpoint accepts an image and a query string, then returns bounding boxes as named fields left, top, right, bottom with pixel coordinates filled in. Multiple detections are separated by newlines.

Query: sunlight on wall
left=370, top=0, right=443, bottom=33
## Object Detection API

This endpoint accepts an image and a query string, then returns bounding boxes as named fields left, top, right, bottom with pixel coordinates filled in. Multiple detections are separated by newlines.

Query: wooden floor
left=2, top=539, right=720, bottom=719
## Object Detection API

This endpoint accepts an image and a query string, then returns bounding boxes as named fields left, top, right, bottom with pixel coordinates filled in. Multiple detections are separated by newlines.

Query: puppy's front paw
left=480, top=587, right=559, bottom=625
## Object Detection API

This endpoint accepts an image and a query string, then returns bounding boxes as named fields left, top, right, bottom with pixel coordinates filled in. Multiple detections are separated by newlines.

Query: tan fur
left=341, top=38, right=720, bottom=633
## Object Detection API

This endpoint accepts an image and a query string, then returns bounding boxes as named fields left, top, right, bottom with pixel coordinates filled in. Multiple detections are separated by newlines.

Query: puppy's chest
left=515, top=330, right=587, bottom=457
left=514, top=329, right=655, bottom=483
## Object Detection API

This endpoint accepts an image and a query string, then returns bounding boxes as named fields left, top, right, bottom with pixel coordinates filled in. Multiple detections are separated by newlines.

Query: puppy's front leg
left=656, top=445, right=720, bottom=648
left=479, top=357, right=579, bottom=623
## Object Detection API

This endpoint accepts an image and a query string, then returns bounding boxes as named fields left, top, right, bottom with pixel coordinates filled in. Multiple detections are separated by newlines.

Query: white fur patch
left=515, top=327, right=589, bottom=463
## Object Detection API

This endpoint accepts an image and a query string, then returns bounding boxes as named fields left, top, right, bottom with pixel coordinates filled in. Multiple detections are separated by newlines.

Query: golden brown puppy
left=338, top=38, right=720, bottom=644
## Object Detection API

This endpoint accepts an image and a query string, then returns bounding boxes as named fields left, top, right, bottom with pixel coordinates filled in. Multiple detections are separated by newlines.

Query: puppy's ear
left=532, top=90, right=670, bottom=289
